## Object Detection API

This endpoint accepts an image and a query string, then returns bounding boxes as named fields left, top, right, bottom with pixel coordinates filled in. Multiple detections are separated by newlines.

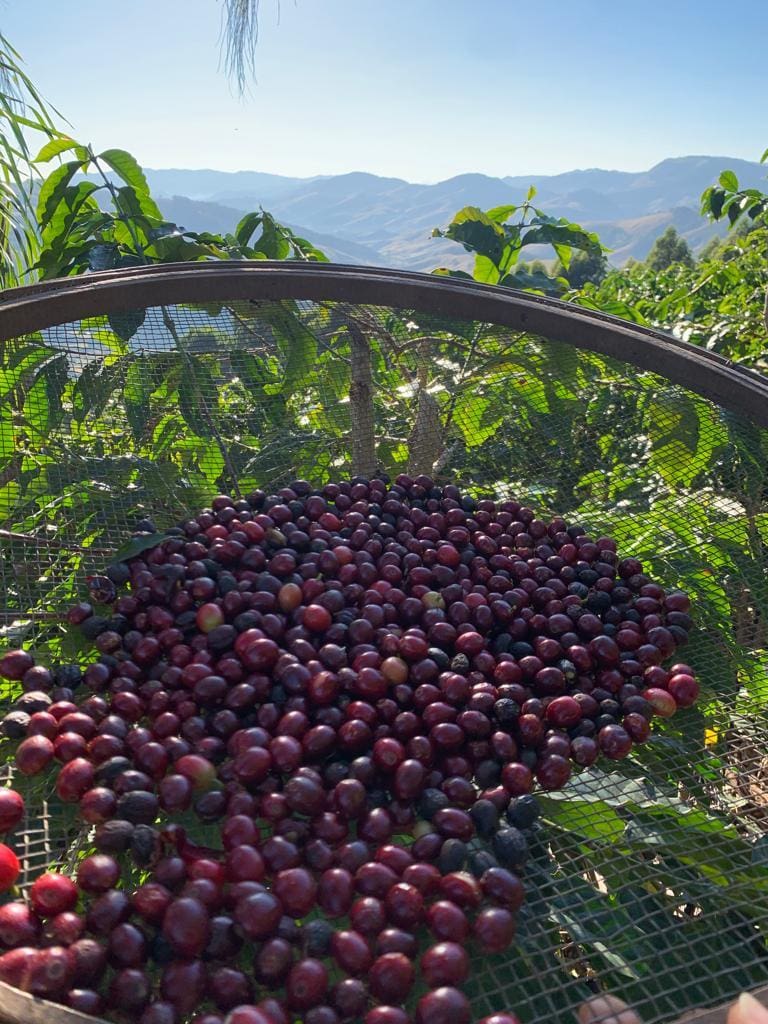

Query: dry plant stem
left=408, top=338, right=444, bottom=476
left=347, top=320, right=376, bottom=477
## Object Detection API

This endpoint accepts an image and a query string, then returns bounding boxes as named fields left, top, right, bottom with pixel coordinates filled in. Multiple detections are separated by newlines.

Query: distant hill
left=141, top=156, right=767, bottom=270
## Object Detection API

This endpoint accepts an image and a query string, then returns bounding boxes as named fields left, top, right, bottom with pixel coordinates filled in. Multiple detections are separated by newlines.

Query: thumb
left=728, top=994, right=768, bottom=1024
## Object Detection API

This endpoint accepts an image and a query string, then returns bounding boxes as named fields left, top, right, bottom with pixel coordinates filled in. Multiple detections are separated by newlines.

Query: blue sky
left=4, top=0, right=767, bottom=181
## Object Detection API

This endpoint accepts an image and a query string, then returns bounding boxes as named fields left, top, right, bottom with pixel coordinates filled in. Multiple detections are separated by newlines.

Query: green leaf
left=113, top=531, right=167, bottom=562
left=0, top=414, right=13, bottom=466
left=760, top=147, right=768, bottom=164
left=23, top=353, right=68, bottom=433
left=123, top=358, right=152, bottom=439
left=108, top=309, right=146, bottom=342
left=485, top=205, right=519, bottom=224
left=178, top=360, right=216, bottom=438
left=148, top=234, right=212, bottom=262
left=0, top=344, right=52, bottom=397
left=98, top=148, right=151, bottom=195
left=645, top=393, right=728, bottom=486
left=719, top=170, right=739, bottom=191
left=39, top=181, right=101, bottom=264
left=436, top=207, right=506, bottom=266
left=453, top=394, right=504, bottom=447
left=36, top=159, right=87, bottom=227
left=72, top=358, right=127, bottom=422
left=34, top=136, right=88, bottom=163
left=235, top=211, right=263, bottom=247
left=113, top=183, right=163, bottom=224
left=700, top=185, right=726, bottom=220
left=258, top=304, right=318, bottom=397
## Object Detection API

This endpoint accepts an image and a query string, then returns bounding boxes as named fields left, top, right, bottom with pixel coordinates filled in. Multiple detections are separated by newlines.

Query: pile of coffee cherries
left=0, top=474, right=699, bottom=1024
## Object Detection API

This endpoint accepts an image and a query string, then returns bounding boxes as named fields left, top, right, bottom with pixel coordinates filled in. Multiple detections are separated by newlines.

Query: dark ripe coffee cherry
left=415, top=986, right=471, bottom=1024
left=426, top=901, right=470, bottom=942
left=364, top=1008, right=410, bottom=1024
left=209, top=966, right=254, bottom=1011
left=354, top=860, right=398, bottom=899
left=492, top=828, right=529, bottom=870
left=107, top=922, right=147, bottom=968
left=225, top=1007, right=275, bottom=1024
left=480, top=867, right=525, bottom=910
left=420, top=941, right=469, bottom=987
left=302, top=919, right=335, bottom=957
left=570, top=735, right=598, bottom=766
left=472, top=906, right=516, bottom=952
left=162, top=897, right=210, bottom=957
left=667, top=673, right=699, bottom=708
left=368, top=951, right=415, bottom=1002
left=536, top=754, right=571, bottom=790
left=86, top=890, right=131, bottom=935
left=438, top=872, right=481, bottom=910
left=160, top=959, right=207, bottom=1016
left=402, top=861, right=442, bottom=898
left=332, top=977, right=368, bottom=1020
left=0, top=902, right=40, bottom=947
left=623, top=711, right=651, bottom=742
left=418, top=788, right=450, bottom=820
left=476, top=1016, right=522, bottom=1024
left=285, top=957, right=329, bottom=1010
left=255, top=937, right=294, bottom=985
left=274, top=867, right=317, bottom=918
left=305, top=1008, right=340, bottom=1024
left=234, top=891, right=283, bottom=940
left=438, top=838, right=467, bottom=874
left=384, top=882, right=424, bottom=928
left=66, top=990, right=104, bottom=1016
left=0, top=649, right=34, bottom=681
left=468, top=802, right=499, bottom=843
left=330, top=929, right=374, bottom=975
left=77, top=855, right=120, bottom=894
left=318, top=867, right=355, bottom=916
left=500, top=762, right=533, bottom=796
left=69, top=938, right=107, bottom=987
left=433, top=807, right=474, bottom=841
left=505, top=795, right=540, bottom=830
left=598, top=724, right=633, bottom=759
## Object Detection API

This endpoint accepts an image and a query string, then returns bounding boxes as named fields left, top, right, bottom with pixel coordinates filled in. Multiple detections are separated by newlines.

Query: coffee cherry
left=285, top=958, right=329, bottom=1010
left=0, top=790, right=24, bottom=833
left=420, top=941, right=469, bottom=987
left=30, top=873, right=78, bottom=916
left=368, top=951, right=414, bottom=1002
left=415, top=986, right=471, bottom=1024
left=0, top=845, right=20, bottom=892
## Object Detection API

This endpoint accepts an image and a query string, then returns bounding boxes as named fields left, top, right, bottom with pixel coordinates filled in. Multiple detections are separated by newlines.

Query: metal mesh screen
left=1, top=281, right=767, bottom=1024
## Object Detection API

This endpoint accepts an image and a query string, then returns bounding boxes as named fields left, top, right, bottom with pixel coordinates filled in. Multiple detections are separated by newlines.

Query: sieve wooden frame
left=0, top=262, right=767, bottom=1024
left=1, top=262, right=767, bottom=426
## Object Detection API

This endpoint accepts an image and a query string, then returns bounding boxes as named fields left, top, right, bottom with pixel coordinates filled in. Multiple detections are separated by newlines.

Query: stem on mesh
left=408, top=339, right=444, bottom=477
left=348, top=321, right=377, bottom=478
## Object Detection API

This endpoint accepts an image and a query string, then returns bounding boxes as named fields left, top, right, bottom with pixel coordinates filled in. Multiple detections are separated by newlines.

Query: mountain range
left=139, top=156, right=768, bottom=270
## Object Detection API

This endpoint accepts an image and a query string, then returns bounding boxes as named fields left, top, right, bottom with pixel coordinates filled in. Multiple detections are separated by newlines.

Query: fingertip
left=578, top=994, right=642, bottom=1024
left=732, top=993, right=768, bottom=1024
